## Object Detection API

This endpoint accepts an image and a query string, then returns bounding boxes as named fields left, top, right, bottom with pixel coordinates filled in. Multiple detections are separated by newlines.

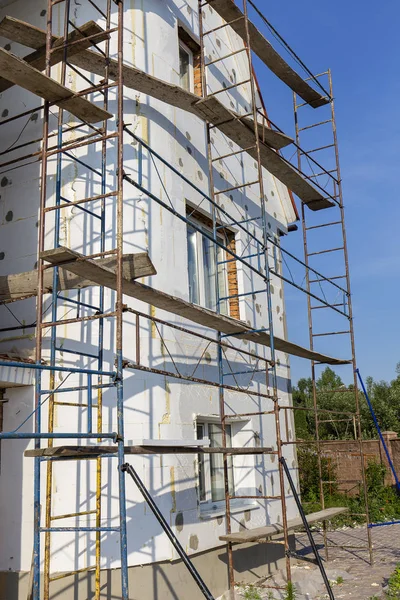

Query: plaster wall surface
left=0, top=0, right=299, bottom=588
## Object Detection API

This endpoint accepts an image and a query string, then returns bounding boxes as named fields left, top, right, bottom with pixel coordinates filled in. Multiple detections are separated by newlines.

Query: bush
left=297, top=451, right=400, bottom=527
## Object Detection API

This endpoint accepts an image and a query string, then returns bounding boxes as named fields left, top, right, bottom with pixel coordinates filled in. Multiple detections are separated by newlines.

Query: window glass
left=209, top=423, right=234, bottom=502
left=202, top=235, right=217, bottom=310
left=187, top=224, right=200, bottom=304
left=179, top=45, right=191, bottom=91
left=186, top=217, right=230, bottom=315
left=196, top=424, right=206, bottom=502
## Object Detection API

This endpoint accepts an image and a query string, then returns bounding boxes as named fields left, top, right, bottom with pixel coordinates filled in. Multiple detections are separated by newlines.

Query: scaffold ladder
left=32, top=1, right=129, bottom=599
left=199, top=0, right=292, bottom=590
left=294, top=70, right=373, bottom=563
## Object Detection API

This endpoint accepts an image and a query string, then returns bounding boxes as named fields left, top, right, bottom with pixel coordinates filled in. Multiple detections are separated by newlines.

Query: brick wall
left=318, top=432, right=400, bottom=494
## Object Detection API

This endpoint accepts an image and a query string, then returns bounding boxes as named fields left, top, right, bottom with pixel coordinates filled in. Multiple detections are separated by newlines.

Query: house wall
left=0, top=0, right=299, bottom=597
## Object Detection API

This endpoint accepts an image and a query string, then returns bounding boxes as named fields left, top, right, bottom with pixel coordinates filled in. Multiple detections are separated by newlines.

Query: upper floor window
left=186, top=213, right=229, bottom=315
left=178, top=27, right=202, bottom=96
left=179, top=40, right=194, bottom=92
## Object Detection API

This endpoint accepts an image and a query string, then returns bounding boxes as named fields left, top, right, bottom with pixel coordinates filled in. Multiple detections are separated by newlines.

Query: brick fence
left=318, top=431, right=400, bottom=494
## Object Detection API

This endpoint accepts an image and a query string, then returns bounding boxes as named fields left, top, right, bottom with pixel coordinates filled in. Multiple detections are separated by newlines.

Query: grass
left=387, top=563, right=400, bottom=598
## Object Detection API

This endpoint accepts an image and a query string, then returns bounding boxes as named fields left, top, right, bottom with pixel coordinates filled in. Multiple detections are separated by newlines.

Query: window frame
left=196, top=420, right=234, bottom=508
left=186, top=213, right=230, bottom=315
left=178, top=39, right=194, bottom=93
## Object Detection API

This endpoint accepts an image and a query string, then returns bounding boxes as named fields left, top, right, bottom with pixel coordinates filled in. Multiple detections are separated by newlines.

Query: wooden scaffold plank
left=0, top=49, right=111, bottom=123
left=0, top=19, right=109, bottom=93
left=0, top=17, right=331, bottom=209
left=0, top=252, right=156, bottom=302
left=219, top=507, right=349, bottom=544
left=206, top=0, right=329, bottom=108
left=40, top=247, right=350, bottom=366
left=25, top=445, right=275, bottom=458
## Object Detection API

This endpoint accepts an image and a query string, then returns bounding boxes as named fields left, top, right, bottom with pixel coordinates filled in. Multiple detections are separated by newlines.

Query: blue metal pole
left=356, top=368, right=400, bottom=493
left=116, top=2, right=129, bottom=597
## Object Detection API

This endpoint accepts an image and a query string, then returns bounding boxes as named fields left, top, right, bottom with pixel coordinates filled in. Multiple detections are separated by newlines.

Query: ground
left=234, top=524, right=400, bottom=600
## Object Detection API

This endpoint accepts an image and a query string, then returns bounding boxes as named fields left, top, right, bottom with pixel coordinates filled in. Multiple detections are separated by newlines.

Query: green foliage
left=283, top=581, right=297, bottom=600
left=241, top=585, right=262, bottom=600
left=387, top=564, right=400, bottom=598
left=336, top=576, right=344, bottom=585
left=298, top=449, right=400, bottom=527
left=292, top=364, right=400, bottom=440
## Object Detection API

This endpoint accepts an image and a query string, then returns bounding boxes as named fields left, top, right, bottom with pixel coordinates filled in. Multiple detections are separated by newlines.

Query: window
left=197, top=421, right=235, bottom=504
left=178, top=27, right=202, bottom=96
left=179, top=40, right=193, bottom=92
left=186, top=215, right=229, bottom=315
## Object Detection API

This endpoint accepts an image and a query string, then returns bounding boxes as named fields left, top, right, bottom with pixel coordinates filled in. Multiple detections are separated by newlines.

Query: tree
left=292, top=364, right=400, bottom=440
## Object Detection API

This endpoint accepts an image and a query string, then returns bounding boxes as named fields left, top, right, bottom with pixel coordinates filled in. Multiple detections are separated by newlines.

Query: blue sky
left=252, top=0, right=400, bottom=384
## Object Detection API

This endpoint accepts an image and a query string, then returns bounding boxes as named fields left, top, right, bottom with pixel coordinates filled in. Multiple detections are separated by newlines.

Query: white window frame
left=179, top=39, right=194, bottom=93
left=196, top=420, right=234, bottom=509
left=186, top=215, right=230, bottom=315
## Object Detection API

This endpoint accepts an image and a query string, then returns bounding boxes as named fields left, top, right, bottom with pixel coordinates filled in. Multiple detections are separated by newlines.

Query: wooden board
left=0, top=17, right=330, bottom=208
left=207, top=0, right=329, bottom=108
left=219, top=507, right=349, bottom=544
left=0, top=15, right=54, bottom=49
left=41, top=247, right=350, bottom=365
left=0, top=18, right=109, bottom=93
left=0, top=252, right=156, bottom=302
left=0, top=47, right=112, bottom=123
left=195, top=96, right=331, bottom=209
left=70, top=50, right=292, bottom=149
left=194, top=95, right=292, bottom=150
left=71, top=53, right=328, bottom=208
left=40, top=247, right=156, bottom=293
left=25, top=445, right=274, bottom=458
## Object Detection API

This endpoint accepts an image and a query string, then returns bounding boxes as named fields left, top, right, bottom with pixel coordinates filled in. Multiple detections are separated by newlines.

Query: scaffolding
left=0, top=0, right=372, bottom=599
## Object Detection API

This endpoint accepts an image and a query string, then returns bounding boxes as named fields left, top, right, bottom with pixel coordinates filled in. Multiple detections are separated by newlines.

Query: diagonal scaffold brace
left=279, top=457, right=336, bottom=600
left=121, top=463, right=215, bottom=600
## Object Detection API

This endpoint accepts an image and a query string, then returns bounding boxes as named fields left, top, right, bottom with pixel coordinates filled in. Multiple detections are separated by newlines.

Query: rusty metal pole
left=328, top=70, right=373, bottom=564
left=197, top=0, right=236, bottom=592
left=242, top=0, right=292, bottom=583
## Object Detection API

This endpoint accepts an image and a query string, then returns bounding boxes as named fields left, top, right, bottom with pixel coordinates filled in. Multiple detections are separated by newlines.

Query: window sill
left=199, top=500, right=259, bottom=520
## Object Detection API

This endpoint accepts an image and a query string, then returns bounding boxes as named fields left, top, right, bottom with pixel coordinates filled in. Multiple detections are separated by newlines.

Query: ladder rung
left=51, top=509, right=97, bottom=521
left=311, top=303, right=346, bottom=310
left=219, top=250, right=264, bottom=265
left=212, top=145, right=257, bottom=162
left=40, top=526, right=119, bottom=532
left=309, top=275, right=346, bottom=283
left=308, top=169, right=338, bottom=179
left=228, top=411, right=276, bottom=417
left=322, top=479, right=362, bottom=484
left=216, top=215, right=261, bottom=230
left=317, top=418, right=353, bottom=424
left=49, top=565, right=96, bottom=582
left=307, top=246, right=344, bottom=257
left=208, top=78, right=251, bottom=97
left=223, top=369, right=267, bottom=377
left=326, top=545, right=369, bottom=550
left=302, top=143, right=335, bottom=154
left=203, top=15, right=246, bottom=37
left=53, top=401, right=100, bottom=408
left=208, top=110, right=254, bottom=129
left=312, top=330, right=350, bottom=337
left=229, top=495, right=281, bottom=500
left=298, top=119, right=332, bottom=132
left=206, top=47, right=247, bottom=67
left=219, top=288, right=265, bottom=301
left=55, top=346, right=99, bottom=359
left=221, top=326, right=269, bottom=338
left=215, top=179, right=260, bottom=195
left=306, top=220, right=342, bottom=230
